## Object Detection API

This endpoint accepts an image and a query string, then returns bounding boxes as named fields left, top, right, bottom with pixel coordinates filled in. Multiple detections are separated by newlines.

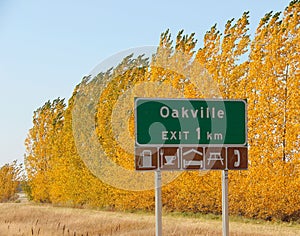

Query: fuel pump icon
left=138, top=150, right=155, bottom=168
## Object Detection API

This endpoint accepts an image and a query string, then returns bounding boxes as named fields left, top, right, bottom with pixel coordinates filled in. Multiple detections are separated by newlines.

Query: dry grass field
left=0, top=203, right=299, bottom=236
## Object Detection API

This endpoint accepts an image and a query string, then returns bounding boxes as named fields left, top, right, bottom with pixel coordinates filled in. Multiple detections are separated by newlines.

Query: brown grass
left=0, top=203, right=299, bottom=236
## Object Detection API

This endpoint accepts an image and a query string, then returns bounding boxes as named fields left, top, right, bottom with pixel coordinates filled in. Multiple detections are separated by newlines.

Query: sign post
left=134, top=98, right=248, bottom=236
left=155, top=171, right=162, bottom=236
left=222, top=169, right=229, bottom=236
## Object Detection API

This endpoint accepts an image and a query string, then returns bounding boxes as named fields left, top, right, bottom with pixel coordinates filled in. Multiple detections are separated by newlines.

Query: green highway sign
left=135, top=98, right=247, bottom=146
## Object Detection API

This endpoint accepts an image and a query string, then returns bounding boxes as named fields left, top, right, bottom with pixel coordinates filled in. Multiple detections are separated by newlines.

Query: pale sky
left=0, top=0, right=291, bottom=166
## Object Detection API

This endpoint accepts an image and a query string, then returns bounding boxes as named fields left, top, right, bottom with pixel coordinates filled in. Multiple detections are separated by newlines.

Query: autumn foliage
left=25, top=1, right=299, bottom=221
left=0, top=161, right=22, bottom=202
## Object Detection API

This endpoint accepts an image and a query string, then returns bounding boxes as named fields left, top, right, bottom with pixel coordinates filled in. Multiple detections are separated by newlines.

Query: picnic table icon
left=207, top=152, right=224, bottom=165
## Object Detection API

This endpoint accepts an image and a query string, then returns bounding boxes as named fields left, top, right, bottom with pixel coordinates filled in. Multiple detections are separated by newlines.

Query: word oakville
left=159, top=106, right=225, bottom=119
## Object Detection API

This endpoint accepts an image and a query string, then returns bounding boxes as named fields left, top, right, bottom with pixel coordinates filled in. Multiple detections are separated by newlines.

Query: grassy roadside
left=0, top=202, right=299, bottom=236
left=164, top=210, right=300, bottom=226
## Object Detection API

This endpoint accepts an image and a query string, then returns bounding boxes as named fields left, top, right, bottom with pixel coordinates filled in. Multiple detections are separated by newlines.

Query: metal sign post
left=222, top=169, right=229, bottom=236
left=155, top=170, right=162, bottom=236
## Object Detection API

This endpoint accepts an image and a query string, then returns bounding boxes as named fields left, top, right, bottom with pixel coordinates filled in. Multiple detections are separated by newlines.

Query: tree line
left=22, top=1, right=299, bottom=221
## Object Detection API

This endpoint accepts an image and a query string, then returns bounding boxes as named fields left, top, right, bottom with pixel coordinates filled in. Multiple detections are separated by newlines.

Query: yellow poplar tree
left=25, top=98, right=66, bottom=202
left=0, top=161, right=22, bottom=202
